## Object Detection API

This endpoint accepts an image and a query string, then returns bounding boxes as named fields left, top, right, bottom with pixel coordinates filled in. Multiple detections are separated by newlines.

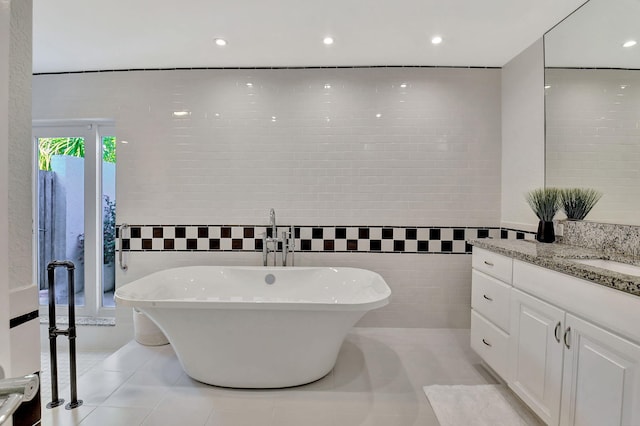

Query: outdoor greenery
left=103, top=136, right=117, bottom=163
left=76, top=195, right=116, bottom=265
left=103, top=195, right=117, bottom=264
left=38, top=136, right=116, bottom=171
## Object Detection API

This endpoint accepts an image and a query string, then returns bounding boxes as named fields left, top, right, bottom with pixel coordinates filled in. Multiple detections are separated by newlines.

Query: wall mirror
left=544, top=0, right=640, bottom=226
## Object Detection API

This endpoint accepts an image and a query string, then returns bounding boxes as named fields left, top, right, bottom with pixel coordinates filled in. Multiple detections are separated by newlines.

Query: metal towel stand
left=46, top=261, right=83, bottom=410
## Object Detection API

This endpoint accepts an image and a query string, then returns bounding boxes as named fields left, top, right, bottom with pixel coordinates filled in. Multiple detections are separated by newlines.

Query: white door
left=560, top=314, right=640, bottom=426
left=510, top=288, right=565, bottom=426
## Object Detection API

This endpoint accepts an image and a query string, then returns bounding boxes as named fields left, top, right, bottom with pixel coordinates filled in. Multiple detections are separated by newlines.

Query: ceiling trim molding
left=33, top=64, right=501, bottom=76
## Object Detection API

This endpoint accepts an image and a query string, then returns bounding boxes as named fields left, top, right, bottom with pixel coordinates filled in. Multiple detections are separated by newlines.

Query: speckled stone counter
left=469, top=239, right=640, bottom=297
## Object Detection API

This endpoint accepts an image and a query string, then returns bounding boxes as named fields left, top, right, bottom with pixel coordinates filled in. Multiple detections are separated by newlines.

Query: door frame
left=32, top=119, right=116, bottom=318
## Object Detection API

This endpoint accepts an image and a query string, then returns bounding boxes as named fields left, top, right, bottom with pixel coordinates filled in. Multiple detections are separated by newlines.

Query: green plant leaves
left=103, top=195, right=116, bottom=264
left=38, top=136, right=117, bottom=171
left=525, top=188, right=561, bottom=221
left=559, top=188, right=602, bottom=220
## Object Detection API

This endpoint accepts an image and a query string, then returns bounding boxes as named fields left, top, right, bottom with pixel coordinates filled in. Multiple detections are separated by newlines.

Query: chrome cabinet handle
left=563, top=327, right=571, bottom=349
left=119, top=223, right=129, bottom=271
left=483, top=294, right=493, bottom=302
left=483, top=260, right=494, bottom=266
left=554, top=321, right=561, bottom=343
left=482, top=338, right=492, bottom=347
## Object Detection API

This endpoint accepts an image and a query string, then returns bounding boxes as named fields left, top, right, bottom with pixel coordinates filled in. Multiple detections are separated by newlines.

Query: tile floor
left=40, top=351, right=113, bottom=404
left=39, top=328, right=523, bottom=426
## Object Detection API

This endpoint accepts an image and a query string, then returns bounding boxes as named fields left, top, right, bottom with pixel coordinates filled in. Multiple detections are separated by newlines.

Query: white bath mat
left=423, top=384, right=544, bottom=426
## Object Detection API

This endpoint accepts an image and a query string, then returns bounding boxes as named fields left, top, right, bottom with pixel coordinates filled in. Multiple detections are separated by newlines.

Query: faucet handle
left=289, top=226, right=296, bottom=248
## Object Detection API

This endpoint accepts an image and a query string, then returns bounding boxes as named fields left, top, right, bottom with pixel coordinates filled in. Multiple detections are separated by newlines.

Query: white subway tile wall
left=546, top=69, right=640, bottom=224
left=34, top=67, right=503, bottom=327
left=34, top=68, right=501, bottom=226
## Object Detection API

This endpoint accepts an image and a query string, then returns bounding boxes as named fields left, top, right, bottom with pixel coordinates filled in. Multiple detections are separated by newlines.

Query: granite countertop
left=469, top=238, right=640, bottom=297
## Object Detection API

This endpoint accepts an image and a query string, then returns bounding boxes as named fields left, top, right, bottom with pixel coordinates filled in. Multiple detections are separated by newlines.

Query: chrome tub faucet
left=269, top=208, right=277, bottom=238
left=283, top=226, right=295, bottom=267
left=262, top=209, right=295, bottom=267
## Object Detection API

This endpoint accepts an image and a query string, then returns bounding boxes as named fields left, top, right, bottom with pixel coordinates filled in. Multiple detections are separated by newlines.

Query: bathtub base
left=142, top=307, right=364, bottom=388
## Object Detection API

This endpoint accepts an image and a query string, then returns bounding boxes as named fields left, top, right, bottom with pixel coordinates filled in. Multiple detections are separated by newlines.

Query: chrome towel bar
left=0, top=375, right=39, bottom=425
left=119, top=223, right=129, bottom=271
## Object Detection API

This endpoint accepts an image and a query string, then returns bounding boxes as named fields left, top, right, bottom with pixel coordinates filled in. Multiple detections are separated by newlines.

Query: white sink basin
left=570, top=258, right=640, bottom=277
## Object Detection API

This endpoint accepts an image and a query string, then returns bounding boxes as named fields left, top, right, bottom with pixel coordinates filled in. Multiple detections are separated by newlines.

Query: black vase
left=536, top=220, right=555, bottom=243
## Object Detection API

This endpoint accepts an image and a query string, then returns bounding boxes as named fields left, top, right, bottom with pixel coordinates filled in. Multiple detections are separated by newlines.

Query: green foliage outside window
left=102, top=136, right=117, bottom=164
left=38, top=136, right=116, bottom=171
left=103, top=195, right=116, bottom=264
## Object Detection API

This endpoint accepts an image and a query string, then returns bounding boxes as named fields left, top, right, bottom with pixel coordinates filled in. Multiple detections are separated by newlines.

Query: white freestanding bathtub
left=115, top=266, right=391, bottom=388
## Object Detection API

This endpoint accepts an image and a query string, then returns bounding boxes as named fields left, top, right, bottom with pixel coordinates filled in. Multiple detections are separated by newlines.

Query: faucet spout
left=269, top=208, right=276, bottom=238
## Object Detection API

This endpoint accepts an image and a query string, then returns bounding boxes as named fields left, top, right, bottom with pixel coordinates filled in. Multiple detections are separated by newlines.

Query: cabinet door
left=560, top=314, right=640, bottom=426
left=510, top=288, right=565, bottom=426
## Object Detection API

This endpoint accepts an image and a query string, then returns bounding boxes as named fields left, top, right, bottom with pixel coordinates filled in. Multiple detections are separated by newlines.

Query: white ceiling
left=545, top=0, right=640, bottom=68
left=33, top=0, right=588, bottom=74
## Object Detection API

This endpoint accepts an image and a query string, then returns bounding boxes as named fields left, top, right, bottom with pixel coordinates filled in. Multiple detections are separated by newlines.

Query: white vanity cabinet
left=510, top=288, right=565, bottom=425
left=512, top=260, right=640, bottom=426
left=471, top=247, right=640, bottom=426
left=559, top=313, right=640, bottom=426
left=470, top=247, right=513, bottom=380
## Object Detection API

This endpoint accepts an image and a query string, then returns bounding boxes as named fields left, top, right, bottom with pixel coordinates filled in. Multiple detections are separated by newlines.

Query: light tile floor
left=41, top=351, right=113, bottom=404
left=40, top=328, right=525, bottom=426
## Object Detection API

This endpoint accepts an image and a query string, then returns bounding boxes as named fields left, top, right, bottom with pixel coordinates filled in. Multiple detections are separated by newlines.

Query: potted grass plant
left=559, top=188, right=602, bottom=220
left=525, top=188, right=561, bottom=243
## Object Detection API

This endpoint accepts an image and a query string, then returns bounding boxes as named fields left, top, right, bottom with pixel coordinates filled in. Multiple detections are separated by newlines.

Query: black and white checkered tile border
left=500, top=228, right=537, bottom=241
left=117, top=225, right=536, bottom=255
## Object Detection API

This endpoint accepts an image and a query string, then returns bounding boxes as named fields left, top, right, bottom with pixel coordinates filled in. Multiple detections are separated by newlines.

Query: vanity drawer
left=472, top=247, right=513, bottom=283
left=471, top=270, right=511, bottom=332
left=471, top=310, right=510, bottom=381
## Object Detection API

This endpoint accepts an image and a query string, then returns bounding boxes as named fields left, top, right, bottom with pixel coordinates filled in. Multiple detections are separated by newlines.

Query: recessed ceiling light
left=623, top=40, right=637, bottom=48
left=323, top=37, right=334, bottom=45
left=173, top=111, right=191, bottom=117
left=324, top=84, right=331, bottom=89
left=375, top=113, right=382, bottom=118
left=214, top=38, right=227, bottom=46
left=246, top=83, right=253, bottom=87
left=400, top=83, right=407, bottom=88
left=431, top=36, right=443, bottom=45
left=120, top=140, right=129, bottom=144
left=544, top=85, right=551, bottom=89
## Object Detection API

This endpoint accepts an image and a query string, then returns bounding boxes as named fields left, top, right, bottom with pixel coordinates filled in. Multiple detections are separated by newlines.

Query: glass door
left=33, top=122, right=117, bottom=317
left=101, top=135, right=117, bottom=308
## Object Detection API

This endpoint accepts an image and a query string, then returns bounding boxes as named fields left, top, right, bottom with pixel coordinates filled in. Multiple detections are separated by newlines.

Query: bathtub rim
left=114, top=265, right=391, bottom=312
left=115, top=296, right=390, bottom=311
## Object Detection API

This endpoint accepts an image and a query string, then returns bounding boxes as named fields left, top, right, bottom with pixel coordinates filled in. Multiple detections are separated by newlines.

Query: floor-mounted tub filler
left=115, top=266, right=391, bottom=388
